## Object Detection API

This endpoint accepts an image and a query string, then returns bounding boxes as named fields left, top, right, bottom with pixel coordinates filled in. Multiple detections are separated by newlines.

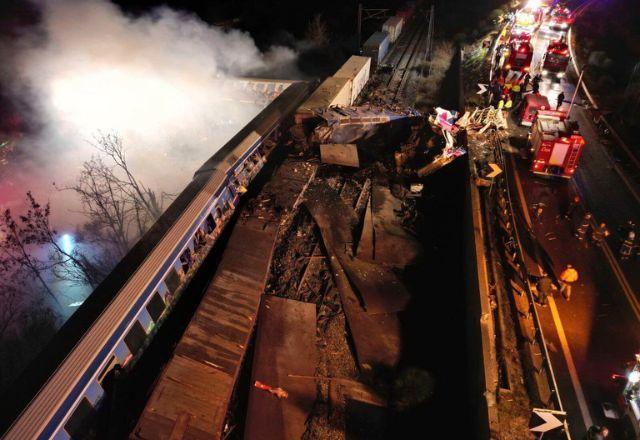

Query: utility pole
left=425, top=4, right=435, bottom=78
left=568, top=65, right=586, bottom=115
left=356, top=3, right=389, bottom=53
left=357, top=3, right=362, bottom=52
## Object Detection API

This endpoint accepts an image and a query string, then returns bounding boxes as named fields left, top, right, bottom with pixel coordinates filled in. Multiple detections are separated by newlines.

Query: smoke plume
left=0, top=0, right=298, bottom=228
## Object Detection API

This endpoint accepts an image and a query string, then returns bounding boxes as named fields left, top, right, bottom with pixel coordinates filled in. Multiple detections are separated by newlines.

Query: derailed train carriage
left=0, top=80, right=314, bottom=440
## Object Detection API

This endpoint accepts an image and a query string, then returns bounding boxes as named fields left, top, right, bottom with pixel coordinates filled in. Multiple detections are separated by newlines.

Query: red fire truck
left=514, top=7, right=543, bottom=32
left=508, top=30, right=532, bottom=46
left=518, top=93, right=551, bottom=127
left=541, top=40, right=570, bottom=79
left=529, top=111, right=585, bottom=178
left=502, top=41, right=534, bottom=73
left=542, top=6, right=574, bottom=33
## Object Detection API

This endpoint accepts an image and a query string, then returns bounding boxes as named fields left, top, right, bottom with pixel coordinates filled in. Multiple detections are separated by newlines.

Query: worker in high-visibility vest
left=620, top=231, right=636, bottom=260
left=512, top=82, right=522, bottom=105
left=559, top=264, right=579, bottom=301
left=504, top=95, right=513, bottom=110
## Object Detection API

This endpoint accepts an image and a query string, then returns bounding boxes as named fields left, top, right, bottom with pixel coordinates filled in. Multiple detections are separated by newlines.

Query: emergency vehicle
left=502, top=41, right=534, bottom=73
left=541, top=40, right=571, bottom=79
left=508, top=30, right=532, bottom=46
left=518, top=93, right=551, bottom=126
left=529, top=111, right=585, bottom=178
left=542, top=6, right=574, bottom=33
left=514, top=7, right=543, bottom=32
left=611, top=355, right=640, bottom=437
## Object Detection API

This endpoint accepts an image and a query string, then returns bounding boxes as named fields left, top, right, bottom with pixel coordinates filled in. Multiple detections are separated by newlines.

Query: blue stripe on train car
left=41, top=121, right=281, bottom=439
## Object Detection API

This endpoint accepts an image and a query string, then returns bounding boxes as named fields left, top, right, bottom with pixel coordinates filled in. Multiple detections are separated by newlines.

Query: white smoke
left=1, top=0, right=298, bottom=228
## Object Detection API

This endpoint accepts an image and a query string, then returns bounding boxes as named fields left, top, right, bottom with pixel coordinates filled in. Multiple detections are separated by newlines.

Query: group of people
left=488, top=69, right=534, bottom=112
left=569, top=198, right=640, bottom=260
left=489, top=69, right=566, bottom=114
left=560, top=195, right=611, bottom=246
left=534, top=263, right=578, bottom=305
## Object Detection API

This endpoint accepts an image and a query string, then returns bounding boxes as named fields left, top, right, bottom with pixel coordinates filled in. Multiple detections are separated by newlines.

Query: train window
left=114, top=341, right=130, bottom=364
left=137, top=308, right=153, bottom=332
left=214, top=207, right=223, bottom=220
left=85, top=380, right=104, bottom=406
left=146, top=292, right=166, bottom=323
left=123, top=320, right=146, bottom=356
left=164, top=268, right=181, bottom=294
left=52, top=428, right=71, bottom=440
left=179, top=248, right=193, bottom=273
left=64, top=397, right=95, bottom=439
left=194, top=228, right=206, bottom=251
left=204, top=214, right=216, bottom=233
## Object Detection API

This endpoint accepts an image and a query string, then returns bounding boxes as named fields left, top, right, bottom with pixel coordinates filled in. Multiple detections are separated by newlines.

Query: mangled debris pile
left=456, top=105, right=508, bottom=132
left=252, top=165, right=430, bottom=438
left=455, top=106, right=509, bottom=186
left=289, top=104, right=468, bottom=178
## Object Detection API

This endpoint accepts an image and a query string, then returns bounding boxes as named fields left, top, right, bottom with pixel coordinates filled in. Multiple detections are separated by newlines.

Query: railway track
left=385, top=13, right=430, bottom=102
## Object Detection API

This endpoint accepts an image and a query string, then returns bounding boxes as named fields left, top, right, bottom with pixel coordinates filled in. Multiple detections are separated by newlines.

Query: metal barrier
left=484, top=130, right=571, bottom=439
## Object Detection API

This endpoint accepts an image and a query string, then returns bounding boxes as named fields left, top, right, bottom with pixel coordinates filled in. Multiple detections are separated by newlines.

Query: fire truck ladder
left=565, top=144, right=580, bottom=168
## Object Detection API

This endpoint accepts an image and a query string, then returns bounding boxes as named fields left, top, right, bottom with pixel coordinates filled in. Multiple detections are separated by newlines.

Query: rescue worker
left=532, top=73, right=542, bottom=88
left=494, top=47, right=502, bottom=66
left=559, top=264, right=578, bottom=301
left=512, top=81, right=522, bottom=105
left=532, top=202, right=545, bottom=224
left=490, top=79, right=502, bottom=106
left=532, top=74, right=542, bottom=94
left=556, top=91, right=565, bottom=111
left=620, top=230, right=636, bottom=260
left=587, top=425, right=609, bottom=439
left=563, top=195, right=581, bottom=220
left=535, top=274, right=556, bottom=306
left=521, top=72, right=530, bottom=91
left=531, top=80, right=540, bottom=94
left=591, top=222, right=610, bottom=247
left=574, top=212, right=592, bottom=241
left=621, top=220, right=636, bottom=238
left=504, top=94, right=513, bottom=112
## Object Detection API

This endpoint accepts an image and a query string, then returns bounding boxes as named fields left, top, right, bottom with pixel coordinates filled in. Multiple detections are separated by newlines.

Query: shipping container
left=333, top=56, right=371, bottom=105
left=296, top=76, right=352, bottom=123
left=363, top=31, right=390, bottom=67
left=382, top=16, right=404, bottom=42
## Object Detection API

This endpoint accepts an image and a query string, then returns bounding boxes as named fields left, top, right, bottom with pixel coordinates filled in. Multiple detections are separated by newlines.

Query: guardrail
left=487, top=131, right=571, bottom=438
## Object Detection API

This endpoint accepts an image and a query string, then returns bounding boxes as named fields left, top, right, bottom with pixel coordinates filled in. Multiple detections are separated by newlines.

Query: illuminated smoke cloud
left=1, top=0, right=297, bottom=227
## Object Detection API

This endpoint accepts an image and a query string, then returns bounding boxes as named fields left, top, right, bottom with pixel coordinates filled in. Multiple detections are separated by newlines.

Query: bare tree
left=92, top=133, right=163, bottom=221
left=19, top=192, right=110, bottom=288
left=0, top=202, right=56, bottom=301
left=63, top=155, right=132, bottom=256
left=59, top=133, right=170, bottom=256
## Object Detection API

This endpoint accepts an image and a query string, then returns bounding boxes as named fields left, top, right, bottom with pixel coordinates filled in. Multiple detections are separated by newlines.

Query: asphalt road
left=499, top=11, right=640, bottom=439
